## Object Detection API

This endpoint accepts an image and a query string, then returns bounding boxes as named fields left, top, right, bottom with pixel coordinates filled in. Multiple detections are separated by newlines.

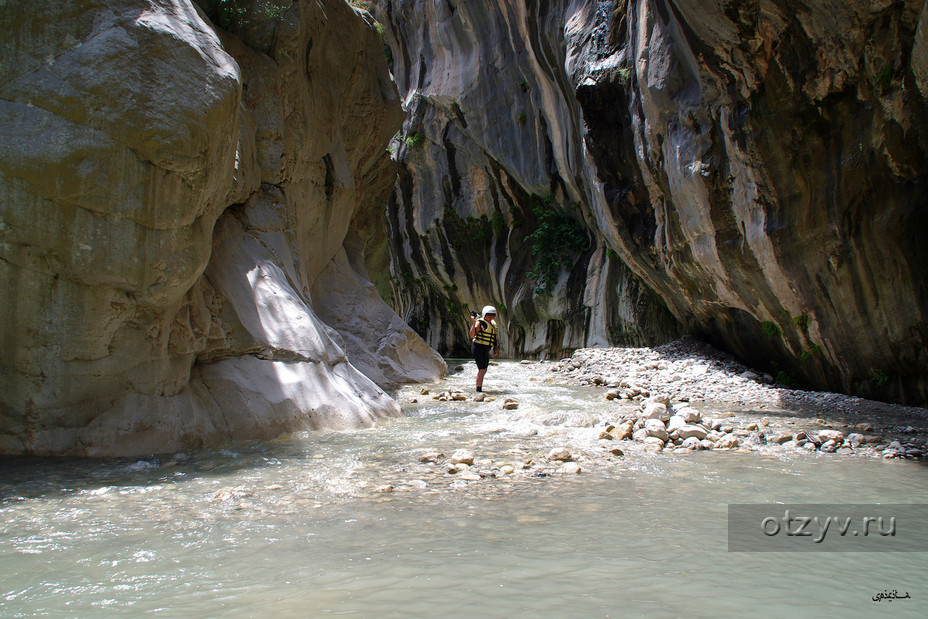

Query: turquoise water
left=1, top=361, right=925, bottom=617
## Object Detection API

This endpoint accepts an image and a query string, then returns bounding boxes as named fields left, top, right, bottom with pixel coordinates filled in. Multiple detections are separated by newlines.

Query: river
left=1, top=360, right=925, bottom=617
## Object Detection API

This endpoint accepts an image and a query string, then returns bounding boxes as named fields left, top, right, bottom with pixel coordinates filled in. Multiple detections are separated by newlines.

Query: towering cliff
left=375, top=0, right=928, bottom=405
left=0, top=0, right=445, bottom=456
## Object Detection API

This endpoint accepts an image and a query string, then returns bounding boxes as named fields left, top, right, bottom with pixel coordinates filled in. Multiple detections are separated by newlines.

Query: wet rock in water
left=560, top=462, right=582, bottom=474
left=675, top=425, right=708, bottom=441
left=420, top=388, right=430, bottom=395
left=499, top=464, right=515, bottom=475
left=443, top=464, right=461, bottom=474
left=836, top=447, right=854, bottom=455
left=820, top=440, right=838, bottom=453
left=768, top=432, right=794, bottom=445
left=605, top=389, right=621, bottom=401
left=419, top=450, right=444, bottom=463
left=641, top=402, right=670, bottom=422
left=599, top=430, right=615, bottom=440
left=642, top=437, right=665, bottom=451
left=845, top=433, right=865, bottom=448
left=474, top=393, right=486, bottom=402
left=502, top=398, right=519, bottom=410
left=405, top=480, right=429, bottom=489
left=675, top=406, right=702, bottom=424
left=681, top=436, right=701, bottom=450
left=450, top=449, right=475, bottom=465
left=816, top=429, right=846, bottom=443
left=644, top=418, right=669, bottom=441
left=716, top=434, right=740, bottom=449
left=613, top=421, right=634, bottom=440
left=547, top=447, right=573, bottom=462
left=609, top=447, right=625, bottom=457
left=459, top=473, right=482, bottom=481
left=699, top=439, right=714, bottom=450
left=632, top=428, right=650, bottom=442
left=375, top=484, right=395, bottom=493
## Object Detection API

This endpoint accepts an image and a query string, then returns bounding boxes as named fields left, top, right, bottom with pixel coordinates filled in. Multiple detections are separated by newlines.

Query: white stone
left=645, top=418, right=669, bottom=441
left=641, top=402, right=670, bottom=422
left=676, top=424, right=708, bottom=440
left=450, top=449, right=475, bottom=465
left=547, top=447, right=573, bottom=462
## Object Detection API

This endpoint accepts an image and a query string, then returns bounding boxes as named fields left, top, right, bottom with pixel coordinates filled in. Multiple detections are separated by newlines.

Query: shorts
left=472, top=343, right=492, bottom=370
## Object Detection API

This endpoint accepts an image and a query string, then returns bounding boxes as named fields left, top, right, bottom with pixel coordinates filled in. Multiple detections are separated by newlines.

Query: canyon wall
left=376, top=0, right=928, bottom=404
left=0, top=0, right=445, bottom=456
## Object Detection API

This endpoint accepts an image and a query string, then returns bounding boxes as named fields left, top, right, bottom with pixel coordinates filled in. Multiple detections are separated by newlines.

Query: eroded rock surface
left=376, top=0, right=928, bottom=404
left=0, top=0, right=445, bottom=456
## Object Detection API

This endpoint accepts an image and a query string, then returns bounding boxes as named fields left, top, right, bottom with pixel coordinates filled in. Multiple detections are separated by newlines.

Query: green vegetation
left=775, top=369, right=798, bottom=388
left=798, top=343, right=822, bottom=361
left=525, top=200, right=588, bottom=294
left=202, top=0, right=287, bottom=30
left=347, top=0, right=374, bottom=10
left=618, top=67, right=631, bottom=84
left=791, top=314, right=810, bottom=332
left=443, top=211, right=494, bottom=249
left=869, top=368, right=890, bottom=386
left=491, top=211, right=506, bottom=238
left=606, top=247, right=620, bottom=260
left=760, top=321, right=781, bottom=339
left=517, top=111, right=527, bottom=124
left=877, top=64, right=893, bottom=88
left=405, top=131, right=426, bottom=148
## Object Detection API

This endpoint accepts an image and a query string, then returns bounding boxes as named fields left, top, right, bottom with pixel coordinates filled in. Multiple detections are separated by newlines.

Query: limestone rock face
left=0, top=0, right=444, bottom=456
left=376, top=0, right=928, bottom=404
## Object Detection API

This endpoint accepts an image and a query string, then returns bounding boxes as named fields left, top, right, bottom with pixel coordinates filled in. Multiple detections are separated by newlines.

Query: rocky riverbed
left=397, top=337, right=928, bottom=491
left=539, top=337, right=928, bottom=461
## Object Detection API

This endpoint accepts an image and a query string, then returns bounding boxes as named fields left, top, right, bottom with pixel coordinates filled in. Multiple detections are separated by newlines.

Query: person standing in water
left=469, top=305, right=499, bottom=392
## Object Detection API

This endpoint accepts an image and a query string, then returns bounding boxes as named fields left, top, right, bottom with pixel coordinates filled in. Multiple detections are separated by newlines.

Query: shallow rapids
left=1, top=360, right=926, bottom=617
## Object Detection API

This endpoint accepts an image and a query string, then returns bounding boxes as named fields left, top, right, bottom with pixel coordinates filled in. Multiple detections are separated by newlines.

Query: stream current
left=1, top=360, right=926, bottom=617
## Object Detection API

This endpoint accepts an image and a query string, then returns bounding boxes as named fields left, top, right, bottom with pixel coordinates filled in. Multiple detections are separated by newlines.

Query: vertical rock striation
left=376, top=0, right=928, bottom=404
left=0, top=0, right=445, bottom=456
left=377, top=0, right=682, bottom=360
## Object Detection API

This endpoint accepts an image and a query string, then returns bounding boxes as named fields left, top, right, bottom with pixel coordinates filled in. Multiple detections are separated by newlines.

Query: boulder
left=450, top=449, right=475, bottom=465
left=675, top=425, right=709, bottom=441
left=641, top=402, right=671, bottom=422
left=644, top=419, right=670, bottom=442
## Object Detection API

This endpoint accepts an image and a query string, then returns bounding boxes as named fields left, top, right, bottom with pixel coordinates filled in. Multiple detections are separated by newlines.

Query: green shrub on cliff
left=526, top=202, right=588, bottom=293
left=201, top=0, right=288, bottom=30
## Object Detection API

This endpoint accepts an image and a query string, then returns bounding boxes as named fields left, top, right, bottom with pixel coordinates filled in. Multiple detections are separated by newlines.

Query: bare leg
left=476, top=368, right=487, bottom=391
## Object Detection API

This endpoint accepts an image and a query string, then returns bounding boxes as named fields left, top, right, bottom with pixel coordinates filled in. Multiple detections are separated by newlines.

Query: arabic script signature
left=872, top=589, right=911, bottom=602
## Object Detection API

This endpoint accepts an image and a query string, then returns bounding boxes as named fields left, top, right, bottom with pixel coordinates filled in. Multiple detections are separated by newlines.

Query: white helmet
left=482, top=305, right=497, bottom=318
